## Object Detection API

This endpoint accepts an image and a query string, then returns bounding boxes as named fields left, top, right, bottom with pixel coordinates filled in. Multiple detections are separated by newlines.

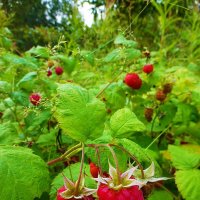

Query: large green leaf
left=110, top=108, right=145, bottom=138
left=175, top=169, right=200, bottom=200
left=0, top=146, right=50, bottom=200
left=168, top=145, right=200, bottom=170
left=55, top=84, right=106, bottom=142
left=50, top=163, right=96, bottom=200
left=148, top=190, right=173, bottom=200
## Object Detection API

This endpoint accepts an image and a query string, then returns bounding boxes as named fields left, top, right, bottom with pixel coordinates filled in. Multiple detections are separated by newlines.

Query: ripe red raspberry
left=143, top=64, right=154, bottom=74
left=124, top=73, right=142, bottom=90
left=47, top=69, right=52, bottom=77
left=97, top=184, right=144, bottom=200
left=144, top=108, right=154, bottom=122
left=55, top=66, right=64, bottom=75
left=57, top=186, right=94, bottom=200
left=156, top=90, right=166, bottom=102
left=29, top=93, right=41, bottom=106
left=163, top=83, right=173, bottom=94
left=90, top=162, right=100, bottom=178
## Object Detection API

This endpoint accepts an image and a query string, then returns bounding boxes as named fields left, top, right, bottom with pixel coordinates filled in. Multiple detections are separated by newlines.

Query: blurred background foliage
left=0, top=0, right=200, bottom=64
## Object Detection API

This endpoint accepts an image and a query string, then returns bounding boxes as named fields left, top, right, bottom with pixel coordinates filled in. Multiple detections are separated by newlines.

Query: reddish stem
left=47, top=157, right=62, bottom=166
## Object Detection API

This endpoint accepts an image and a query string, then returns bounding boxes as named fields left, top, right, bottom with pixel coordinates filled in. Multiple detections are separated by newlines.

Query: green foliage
left=110, top=108, right=145, bottom=138
left=0, top=146, right=50, bottom=200
left=147, top=190, right=173, bottom=200
left=175, top=169, right=200, bottom=200
left=55, top=84, right=106, bottom=142
left=169, top=145, right=200, bottom=170
left=50, top=163, right=96, bottom=199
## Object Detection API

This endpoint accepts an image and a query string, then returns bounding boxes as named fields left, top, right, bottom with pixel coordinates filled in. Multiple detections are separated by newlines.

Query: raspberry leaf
left=175, top=169, right=200, bottom=200
left=110, top=108, right=145, bottom=138
left=114, top=34, right=138, bottom=47
left=55, top=84, right=106, bottom=142
left=0, top=146, right=50, bottom=200
left=147, top=190, right=173, bottom=200
left=168, top=145, right=200, bottom=170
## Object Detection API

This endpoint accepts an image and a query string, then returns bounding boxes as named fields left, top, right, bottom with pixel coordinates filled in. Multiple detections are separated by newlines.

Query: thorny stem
left=74, top=143, right=84, bottom=196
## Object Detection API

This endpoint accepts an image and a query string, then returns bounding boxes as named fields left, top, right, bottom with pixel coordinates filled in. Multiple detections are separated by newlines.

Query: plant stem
left=145, top=125, right=171, bottom=150
left=110, top=144, right=144, bottom=179
left=96, top=70, right=124, bottom=98
left=95, top=147, right=103, bottom=176
left=47, top=157, right=62, bottom=166
left=107, top=144, right=121, bottom=184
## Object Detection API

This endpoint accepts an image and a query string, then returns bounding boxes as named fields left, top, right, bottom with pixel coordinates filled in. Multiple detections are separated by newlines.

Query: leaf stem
left=145, top=125, right=171, bottom=150
left=96, top=70, right=124, bottom=98
left=110, top=144, right=144, bottom=179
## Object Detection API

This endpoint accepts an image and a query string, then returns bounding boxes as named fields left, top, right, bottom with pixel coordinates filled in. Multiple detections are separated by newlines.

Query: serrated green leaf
left=122, top=48, right=141, bottom=60
left=104, top=83, right=126, bottom=111
left=27, top=110, right=51, bottom=132
left=36, top=130, right=57, bottom=146
left=148, top=190, right=173, bottom=200
left=176, top=169, right=200, bottom=200
left=0, top=81, right=11, bottom=93
left=110, top=108, right=145, bottom=138
left=119, top=138, right=151, bottom=165
left=81, top=50, right=94, bottom=66
left=0, top=146, right=50, bottom=200
left=10, top=91, right=29, bottom=106
left=50, top=163, right=96, bottom=200
left=27, top=46, right=50, bottom=58
left=103, top=48, right=121, bottom=62
left=114, top=35, right=137, bottom=47
left=0, top=123, right=20, bottom=145
left=168, top=145, right=200, bottom=170
left=55, top=84, right=106, bottom=142
left=52, top=55, right=77, bottom=74
left=17, top=71, right=37, bottom=88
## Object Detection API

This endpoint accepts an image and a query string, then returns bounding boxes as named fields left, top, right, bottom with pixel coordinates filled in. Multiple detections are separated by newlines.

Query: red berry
left=163, top=83, right=173, bottom=94
left=156, top=90, right=166, bottom=102
left=144, top=108, right=154, bottom=122
left=55, top=66, right=64, bottom=75
left=143, top=64, right=154, bottom=74
left=57, top=186, right=94, bottom=200
left=29, top=93, right=41, bottom=106
left=47, top=69, right=52, bottom=77
left=97, top=184, right=144, bottom=200
left=124, top=73, right=142, bottom=90
left=90, top=162, right=100, bottom=178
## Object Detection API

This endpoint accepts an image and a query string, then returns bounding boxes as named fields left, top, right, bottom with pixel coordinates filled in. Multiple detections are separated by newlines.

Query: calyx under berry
left=57, top=175, right=96, bottom=200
